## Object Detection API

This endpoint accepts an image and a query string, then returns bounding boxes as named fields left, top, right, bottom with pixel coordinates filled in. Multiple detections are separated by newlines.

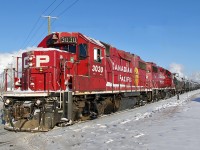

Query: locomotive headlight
left=29, top=62, right=33, bottom=67
left=4, top=99, right=11, bottom=106
left=35, top=99, right=42, bottom=106
left=28, top=56, right=33, bottom=61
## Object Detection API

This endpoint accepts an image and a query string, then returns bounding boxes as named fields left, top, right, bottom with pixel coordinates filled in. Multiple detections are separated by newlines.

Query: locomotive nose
left=3, top=99, right=56, bottom=132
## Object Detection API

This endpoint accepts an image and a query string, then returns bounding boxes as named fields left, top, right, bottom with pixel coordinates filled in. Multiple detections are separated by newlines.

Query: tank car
left=173, top=75, right=186, bottom=94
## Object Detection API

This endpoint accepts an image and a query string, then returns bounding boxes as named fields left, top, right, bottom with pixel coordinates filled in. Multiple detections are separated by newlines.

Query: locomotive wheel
left=113, top=96, right=121, bottom=112
left=139, top=95, right=147, bottom=106
left=147, top=92, right=152, bottom=102
left=96, top=101, right=106, bottom=115
left=103, top=97, right=115, bottom=114
left=161, top=91, right=166, bottom=99
left=157, top=91, right=161, bottom=100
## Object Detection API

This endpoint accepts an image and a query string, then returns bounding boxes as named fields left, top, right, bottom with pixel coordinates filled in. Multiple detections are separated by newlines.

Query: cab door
left=90, top=46, right=106, bottom=91
left=74, top=43, right=90, bottom=92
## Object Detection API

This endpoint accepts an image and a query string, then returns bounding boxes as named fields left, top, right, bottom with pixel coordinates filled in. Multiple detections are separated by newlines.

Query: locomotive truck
left=2, top=32, right=198, bottom=132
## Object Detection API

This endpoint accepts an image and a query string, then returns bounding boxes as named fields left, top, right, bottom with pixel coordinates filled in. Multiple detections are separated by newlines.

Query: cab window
left=79, top=44, right=87, bottom=60
left=94, top=48, right=101, bottom=63
left=63, top=44, right=76, bottom=53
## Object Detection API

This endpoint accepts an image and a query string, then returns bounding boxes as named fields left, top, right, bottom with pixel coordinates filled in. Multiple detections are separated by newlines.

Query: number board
left=60, top=37, right=77, bottom=43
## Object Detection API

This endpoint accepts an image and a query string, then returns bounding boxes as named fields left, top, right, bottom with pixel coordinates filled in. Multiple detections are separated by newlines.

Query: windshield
left=49, top=44, right=76, bottom=54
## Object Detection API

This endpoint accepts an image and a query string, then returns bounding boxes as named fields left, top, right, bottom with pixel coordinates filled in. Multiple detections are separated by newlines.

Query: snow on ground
left=0, top=90, right=200, bottom=150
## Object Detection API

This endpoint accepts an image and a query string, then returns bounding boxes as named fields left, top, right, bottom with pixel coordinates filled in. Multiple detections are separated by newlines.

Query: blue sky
left=0, top=0, right=200, bottom=77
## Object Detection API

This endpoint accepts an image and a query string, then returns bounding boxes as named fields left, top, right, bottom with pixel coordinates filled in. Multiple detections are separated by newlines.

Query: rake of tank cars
left=1, top=32, right=200, bottom=132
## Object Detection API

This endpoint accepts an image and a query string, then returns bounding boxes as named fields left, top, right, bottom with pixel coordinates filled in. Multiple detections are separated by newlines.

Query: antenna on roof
left=42, top=16, right=58, bottom=35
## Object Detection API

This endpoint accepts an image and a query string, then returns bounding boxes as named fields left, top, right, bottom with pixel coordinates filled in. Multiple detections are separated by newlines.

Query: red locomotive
left=1, top=32, right=193, bottom=131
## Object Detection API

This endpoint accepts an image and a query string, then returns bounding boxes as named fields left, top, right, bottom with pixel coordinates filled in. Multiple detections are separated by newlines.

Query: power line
left=42, top=0, right=58, bottom=15
left=25, top=21, right=46, bottom=48
left=40, top=0, right=65, bottom=36
left=51, top=0, right=81, bottom=26
left=49, top=0, right=65, bottom=15
left=31, top=30, right=47, bottom=47
left=21, top=0, right=58, bottom=49
left=22, top=0, right=81, bottom=48
left=57, top=0, right=80, bottom=17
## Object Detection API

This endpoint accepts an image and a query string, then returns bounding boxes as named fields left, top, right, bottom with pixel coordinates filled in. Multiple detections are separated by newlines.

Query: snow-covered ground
left=0, top=90, right=200, bottom=150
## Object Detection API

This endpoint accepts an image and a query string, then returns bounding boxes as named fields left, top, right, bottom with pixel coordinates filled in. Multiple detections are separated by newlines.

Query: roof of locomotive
left=38, top=32, right=105, bottom=48
left=80, top=33, right=105, bottom=48
left=37, top=32, right=145, bottom=61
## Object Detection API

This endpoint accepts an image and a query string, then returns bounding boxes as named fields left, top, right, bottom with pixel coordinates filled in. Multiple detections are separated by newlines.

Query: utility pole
left=42, top=16, right=58, bottom=35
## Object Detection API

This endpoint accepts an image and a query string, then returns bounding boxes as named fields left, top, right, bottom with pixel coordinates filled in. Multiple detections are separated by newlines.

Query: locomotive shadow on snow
left=192, top=98, right=200, bottom=103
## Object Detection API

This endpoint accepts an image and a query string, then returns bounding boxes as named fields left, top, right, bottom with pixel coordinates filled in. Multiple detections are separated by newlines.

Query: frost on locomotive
left=2, top=32, right=176, bottom=132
